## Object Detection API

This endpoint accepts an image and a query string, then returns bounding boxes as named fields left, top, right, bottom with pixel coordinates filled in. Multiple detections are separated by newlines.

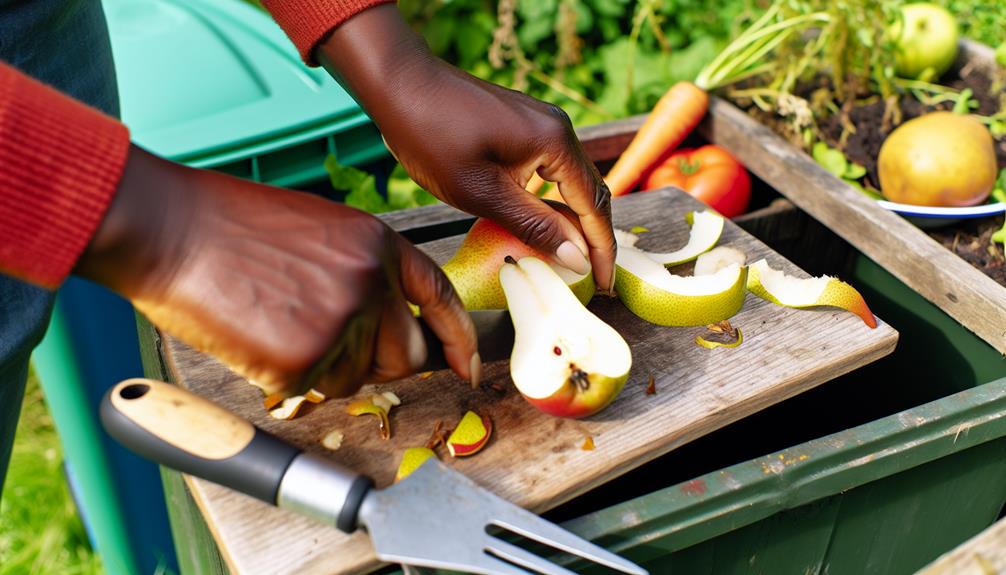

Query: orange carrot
left=605, top=81, right=709, bottom=197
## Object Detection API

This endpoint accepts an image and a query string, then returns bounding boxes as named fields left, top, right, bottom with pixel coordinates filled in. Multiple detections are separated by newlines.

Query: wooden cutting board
left=161, top=189, right=898, bottom=574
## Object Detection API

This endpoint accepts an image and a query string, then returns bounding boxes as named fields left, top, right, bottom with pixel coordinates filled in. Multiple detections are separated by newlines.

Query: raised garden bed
left=695, top=39, right=1006, bottom=356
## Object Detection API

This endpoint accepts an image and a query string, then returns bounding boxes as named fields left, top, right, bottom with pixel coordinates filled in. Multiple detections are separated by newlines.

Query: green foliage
left=0, top=372, right=103, bottom=575
left=325, top=155, right=439, bottom=213
left=399, top=0, right=749, bottom=124
left=812, top=141, right=878, bottom=198
left=937, top=0, right=1006, bottom=47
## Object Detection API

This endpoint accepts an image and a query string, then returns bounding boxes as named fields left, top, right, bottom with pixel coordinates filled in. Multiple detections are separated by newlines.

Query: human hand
left=75, top=147, right=478, bottom=397
left=317, top=5, right=616, bottom=291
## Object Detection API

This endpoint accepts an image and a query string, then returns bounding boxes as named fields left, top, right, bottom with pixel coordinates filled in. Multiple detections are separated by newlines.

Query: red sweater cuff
left=0, top=63, right=130, bottom=289
left=262, top=0, right=397, bottom=65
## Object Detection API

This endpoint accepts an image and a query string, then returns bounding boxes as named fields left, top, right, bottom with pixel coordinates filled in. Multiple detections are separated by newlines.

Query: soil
left=737, top=63, right=1006, bottom=287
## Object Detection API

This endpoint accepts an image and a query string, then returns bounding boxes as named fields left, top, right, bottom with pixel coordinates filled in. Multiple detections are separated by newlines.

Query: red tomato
left=641, top=145, right=751, bottom=218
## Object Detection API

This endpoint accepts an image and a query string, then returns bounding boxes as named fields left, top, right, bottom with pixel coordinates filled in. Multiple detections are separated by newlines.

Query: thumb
left=484, top=177, right=592, bottom=275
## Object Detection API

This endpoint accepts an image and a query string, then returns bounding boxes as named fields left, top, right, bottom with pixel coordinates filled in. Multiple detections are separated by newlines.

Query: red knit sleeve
left=0, top=62, right=130, bottom=290
left=261, top=0, right=397, bottom=65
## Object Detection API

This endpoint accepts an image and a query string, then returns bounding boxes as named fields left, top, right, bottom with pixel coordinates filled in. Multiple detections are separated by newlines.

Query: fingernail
left=607, top=266, right=617, bottom=292
left=556, top=241, right=591, bottom=275
left=469, top=352, right=482, bottom=389
left=408, top=320, right=427, bottom=369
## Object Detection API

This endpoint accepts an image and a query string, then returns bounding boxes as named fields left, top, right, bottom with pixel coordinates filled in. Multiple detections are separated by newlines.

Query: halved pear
left=615, top=246, right=748, bottom=326
left=616, top=211, right=724, bottom=267
left=500, top=256, right=632, bottom=418
left=747, top=259, right=877, bottom=328
left=442, top=218, right=594, bottom=310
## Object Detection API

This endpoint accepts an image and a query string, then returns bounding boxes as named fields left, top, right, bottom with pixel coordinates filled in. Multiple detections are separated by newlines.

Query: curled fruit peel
left=346, top=399, right=391, bottom=440
left=262, top=392, right=285, bottom=411
left=447, top=411, right=493, bottom=457
left=696, top=328, right=744, bottom=349
left=304, top=389, right=326, bottom=404
left=269, top=396, right=308, bottom=420
left=747, top=260, right=877, bottom=328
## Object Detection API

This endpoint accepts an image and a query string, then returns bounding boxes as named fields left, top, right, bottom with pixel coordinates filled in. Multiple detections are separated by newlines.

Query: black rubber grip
left=337, top=475, right=375, bottom=533
left=100, top=388, right=300, bottom=504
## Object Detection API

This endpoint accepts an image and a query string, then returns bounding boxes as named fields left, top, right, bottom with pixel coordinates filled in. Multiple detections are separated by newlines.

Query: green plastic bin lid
left=103, top=0, right=384, bottom=184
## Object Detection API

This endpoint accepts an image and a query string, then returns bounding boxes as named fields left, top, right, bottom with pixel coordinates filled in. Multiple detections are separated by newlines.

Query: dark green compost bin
left=382, top=204, right=1006, bottom=575
left=540, top=207, right=1006, bottom=574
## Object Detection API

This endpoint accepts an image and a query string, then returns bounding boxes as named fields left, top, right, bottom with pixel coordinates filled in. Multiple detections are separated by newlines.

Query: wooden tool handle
left=102, top=379, right=374, bottom=532
left=101, top=378, right=300, bottom=505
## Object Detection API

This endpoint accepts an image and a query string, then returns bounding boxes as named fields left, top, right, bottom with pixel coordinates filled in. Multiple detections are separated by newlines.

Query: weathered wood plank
left=917, top=516, right=1006, bottom=575
left=699, top=96, right=1006, bottom=355
left=166, top=189, right=897, bottom=575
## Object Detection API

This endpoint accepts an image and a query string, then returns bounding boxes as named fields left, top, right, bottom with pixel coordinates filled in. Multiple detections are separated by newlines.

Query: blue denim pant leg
left=0, top=0, right=119, bottom=493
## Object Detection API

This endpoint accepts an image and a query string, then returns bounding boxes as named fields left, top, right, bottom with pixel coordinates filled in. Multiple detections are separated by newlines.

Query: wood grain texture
left=699, top=95, right=1006, bottom=355
left=162, top=190, right=896, bottom=575
left=917, top=516, right=1006, bottom=575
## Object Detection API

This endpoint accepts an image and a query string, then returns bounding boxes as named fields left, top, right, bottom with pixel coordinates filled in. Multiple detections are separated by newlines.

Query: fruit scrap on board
left=263, top=392, right=285, bottom=411
left=618, top=211, right=725, bottom=267
left=747, top=260, right=877, bottom=328
left=696, top=320, right=744, bottom=349
left=645, top=375, right=656, bottom=396
left=447, top=411, right=493, bottom=457
left=304, top=389, right=326, bottom=404
left=346, top=397, right=392, bottom=440
left=319, top=429, right=344, bottom=451
left=425, top=420, right=447, bottom=450
left=615, top=244, right=747, bottom=327
left=581, top=436, right=595, bottom=451
left=395, top=447, right=438, bottom=482
left=269, top=396, right=309, bottom=420
left=264, top=388, right=326, bottom=417
left=500, top=256, right=633, bottom=418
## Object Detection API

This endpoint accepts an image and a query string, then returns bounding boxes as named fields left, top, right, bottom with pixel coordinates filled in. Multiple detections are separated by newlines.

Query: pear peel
left=616, top=211, right=724, bottom=267
left=500, top=256, right=632, bottom=418
left=747, top=259, right=877, bottom=328
left=615, top=246, right=748, bottom=327
left=694, top=247, right=747, bottom=276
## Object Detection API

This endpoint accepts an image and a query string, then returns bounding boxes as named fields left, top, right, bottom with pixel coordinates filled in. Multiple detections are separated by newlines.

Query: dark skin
left=73, top=5, right=616, bottom=399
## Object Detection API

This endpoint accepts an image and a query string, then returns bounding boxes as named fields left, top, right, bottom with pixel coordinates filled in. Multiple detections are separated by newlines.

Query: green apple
left=890, top=3, right=959, bottom=80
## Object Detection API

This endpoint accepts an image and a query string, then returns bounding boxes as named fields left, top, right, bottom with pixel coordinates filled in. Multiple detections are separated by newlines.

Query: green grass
left=0, top=370, right=103, bottom=574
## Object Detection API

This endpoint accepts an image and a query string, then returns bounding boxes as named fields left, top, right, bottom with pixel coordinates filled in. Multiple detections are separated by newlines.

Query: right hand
left=75, top=147, right=478, bottom=398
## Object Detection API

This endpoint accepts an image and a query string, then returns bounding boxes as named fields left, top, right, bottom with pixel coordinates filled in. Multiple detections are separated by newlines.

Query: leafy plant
left=324, top=155, right=439, bottom=213
left=398, top=0, right=748, bottom=124
left=811, top=141, right=878, bottom=198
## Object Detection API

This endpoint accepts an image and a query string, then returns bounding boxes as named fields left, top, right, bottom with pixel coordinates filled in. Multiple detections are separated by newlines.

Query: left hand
left=316, top=5, right=617, bottom=291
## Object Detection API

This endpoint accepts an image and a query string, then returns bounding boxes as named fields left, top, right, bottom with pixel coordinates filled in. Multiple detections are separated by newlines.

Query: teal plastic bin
left=31, top=1, right=387, bottom=573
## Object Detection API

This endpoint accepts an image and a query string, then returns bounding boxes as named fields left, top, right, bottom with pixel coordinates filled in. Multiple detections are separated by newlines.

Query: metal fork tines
left=359, top=461, right=647, bottom=575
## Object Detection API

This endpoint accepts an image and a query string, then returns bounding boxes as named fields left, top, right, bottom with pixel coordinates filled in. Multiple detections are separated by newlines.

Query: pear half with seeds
left=747, top=260, right=877, bottom=328
left=500, top=256, right=632, bottom=418
left=442, top=218, right=594, bottom=310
